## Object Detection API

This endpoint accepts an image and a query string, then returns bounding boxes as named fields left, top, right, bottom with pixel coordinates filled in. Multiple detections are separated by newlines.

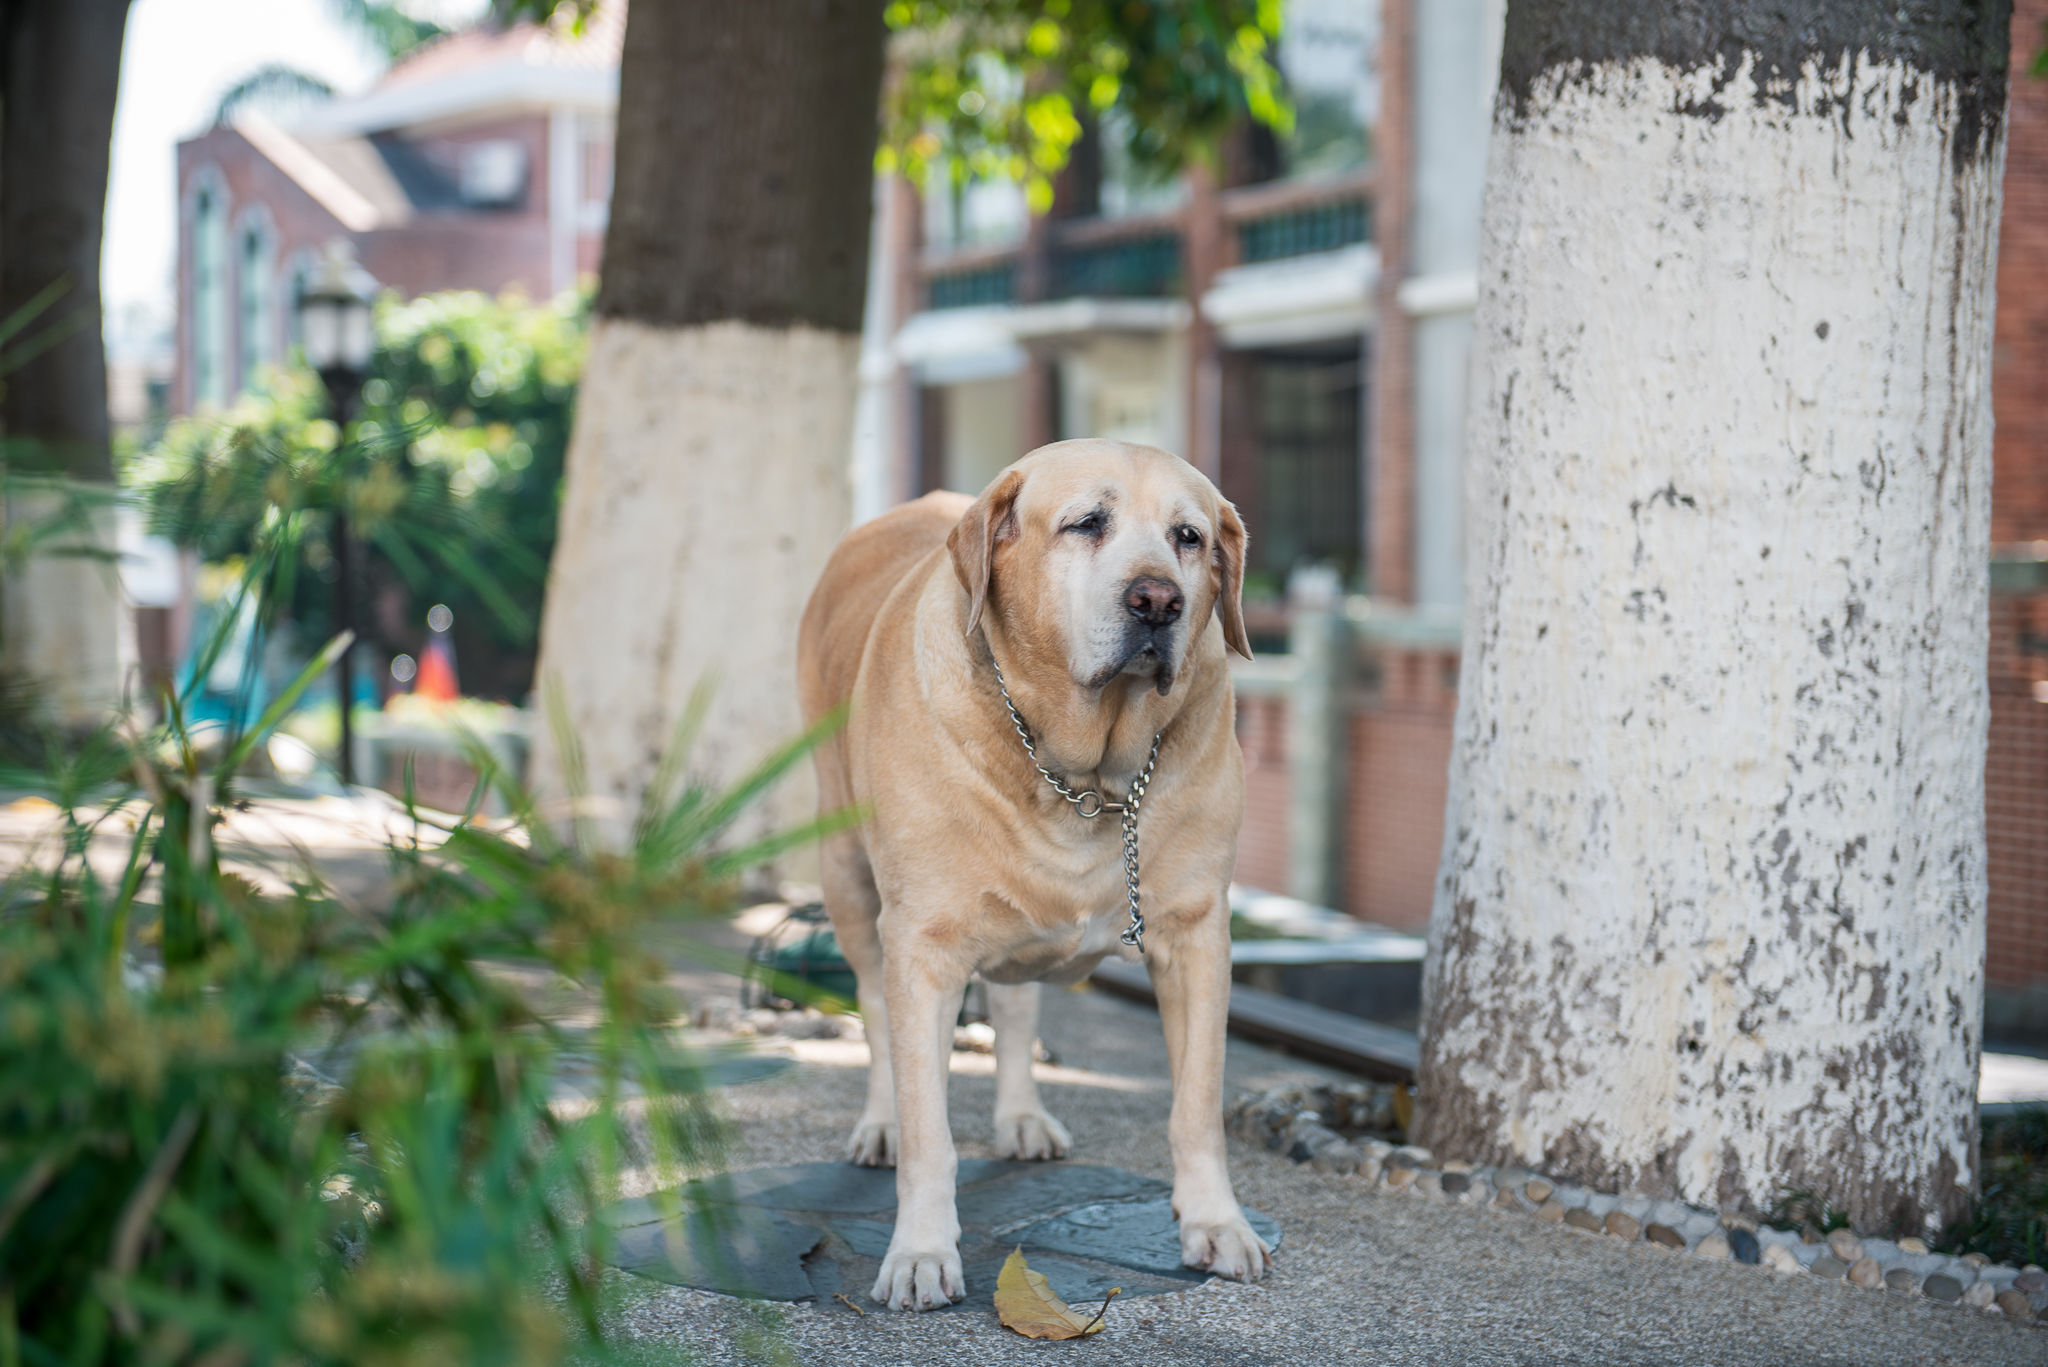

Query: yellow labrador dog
left=796, top=438, right=1270, bottom=1311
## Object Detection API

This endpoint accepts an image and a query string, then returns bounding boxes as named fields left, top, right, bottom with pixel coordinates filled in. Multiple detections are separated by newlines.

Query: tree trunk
left=0, top=0, right=134, bottom=723
left=1418, top=0, right=2009, bottom=1236
left=531, top=0, right=885, bottom=846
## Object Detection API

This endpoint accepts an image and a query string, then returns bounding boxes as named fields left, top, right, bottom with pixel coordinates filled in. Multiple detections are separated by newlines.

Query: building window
left=237, top=217, right=273, bottom=393
left=1275, top=0, right=1376, bottom=178
left=1252, top=342, right=1363, bottom=583
left=190, top=178, right=232, bottom=409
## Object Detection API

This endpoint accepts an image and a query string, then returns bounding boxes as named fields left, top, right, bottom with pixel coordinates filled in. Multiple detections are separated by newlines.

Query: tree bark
left=0, top=0, right=134, bottom=722
left=1418, top=0, right=2008, bottom=1235
left=532, top=0, right=886, bottom=843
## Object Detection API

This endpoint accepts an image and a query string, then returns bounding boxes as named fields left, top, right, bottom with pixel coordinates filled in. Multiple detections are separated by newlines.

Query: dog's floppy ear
left=1215, top=497, right=1253, bottom=659
left=948, top=467, right=1026, bottom=635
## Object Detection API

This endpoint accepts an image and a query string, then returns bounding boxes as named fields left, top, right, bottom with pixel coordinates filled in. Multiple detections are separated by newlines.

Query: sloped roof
left=236, top=114, right=415, bottom=231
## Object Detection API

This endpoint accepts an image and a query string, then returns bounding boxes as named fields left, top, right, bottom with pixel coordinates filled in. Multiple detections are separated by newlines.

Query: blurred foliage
left=1938, top=1106, right=2048, bottom=1267
left=132, top=289, right=585, bottom=702
left=0, top=536, right=845, bottom=1362
left=879, top=0, right=1290, bottom=212
left=329, top=0, right=449, bottom=61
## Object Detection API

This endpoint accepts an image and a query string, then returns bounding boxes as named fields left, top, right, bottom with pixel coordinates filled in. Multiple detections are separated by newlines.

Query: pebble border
left=1228, top=1083, right=2048, bottom=1325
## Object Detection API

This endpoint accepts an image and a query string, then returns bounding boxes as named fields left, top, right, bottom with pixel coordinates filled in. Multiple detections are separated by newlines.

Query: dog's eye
left=1173, top=525, right=1203, bottom=550
left=1065, top=512, right=1105, bottom=536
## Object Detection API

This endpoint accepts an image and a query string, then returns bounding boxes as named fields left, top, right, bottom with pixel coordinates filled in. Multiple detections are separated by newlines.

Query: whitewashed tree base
left=1421, top=52, right=2003, bottom=1233
left=530, top=318, right=858, bottom=856
left=0, top=497, right=130, bottom=725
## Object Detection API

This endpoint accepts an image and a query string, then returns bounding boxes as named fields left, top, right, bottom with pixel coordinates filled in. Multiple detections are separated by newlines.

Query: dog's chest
left=976, top=825, right=1139, bottom=983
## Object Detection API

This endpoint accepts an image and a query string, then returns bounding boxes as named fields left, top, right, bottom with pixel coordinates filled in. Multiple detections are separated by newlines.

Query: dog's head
left=947, top=438, right=1251, bottom=696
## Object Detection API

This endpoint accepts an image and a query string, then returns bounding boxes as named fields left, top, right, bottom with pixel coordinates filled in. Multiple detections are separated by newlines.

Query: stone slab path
left=608, top=963, right=2044, bottom=1367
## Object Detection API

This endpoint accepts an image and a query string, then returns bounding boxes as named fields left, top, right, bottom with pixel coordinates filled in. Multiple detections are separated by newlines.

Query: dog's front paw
left=1179, top=1207, right=1272, bottom=1282
left=846, top=1115, right=897, bottom=1167
left=993, top=1107, right=1071, bottom=1161
left=871, top=1240, right=964, bottom=1311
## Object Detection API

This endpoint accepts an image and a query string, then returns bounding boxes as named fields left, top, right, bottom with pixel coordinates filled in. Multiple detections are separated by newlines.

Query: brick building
left=1984, top=0, right=2048, bottom=1039
left=171, top=6, right=621, bottom=414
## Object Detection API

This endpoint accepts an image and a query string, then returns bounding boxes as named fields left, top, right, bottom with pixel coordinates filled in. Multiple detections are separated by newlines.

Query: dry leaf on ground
left=993, top=1247, right=1116, bottom=1339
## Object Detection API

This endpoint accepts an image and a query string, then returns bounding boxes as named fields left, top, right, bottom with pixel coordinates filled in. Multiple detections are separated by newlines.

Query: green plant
left=879, top=0, right=1290, bottom=212
left=132, top=287, right=585, bottom=704
left=0, top=566, right=843, bottom=1363
left=1937, top=1106, right=2048, bottom=1267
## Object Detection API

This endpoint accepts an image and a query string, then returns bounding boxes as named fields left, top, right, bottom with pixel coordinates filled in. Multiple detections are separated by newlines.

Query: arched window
left=189, top=171, right=230, bottom=409
left=236, top=212, right=275, bottom=393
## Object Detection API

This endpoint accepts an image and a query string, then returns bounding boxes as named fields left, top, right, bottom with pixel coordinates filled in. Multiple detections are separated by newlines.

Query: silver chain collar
left=989, top=656, right=1161, bottom=952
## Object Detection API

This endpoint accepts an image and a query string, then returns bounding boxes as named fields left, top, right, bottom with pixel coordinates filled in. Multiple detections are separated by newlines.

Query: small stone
left=1695, top=1234, right=1732, bottom=1260
left=1564, top=1208, right=1604, bottom=1233
left=1604, top=1211, right=1641, bottom=1241
left=1721, top=1211, right=1759, bottom=1233
left=1924, top=1274, right=1964, bottom=1303
left=1359, top=1138, right=1395, bottom=1163
left=1884, top=1268, right=1921, bottom=1296
left=1395, top=1145, right=1433, bottom=1166
left=1964, top=1281, right=1997, bottom=1309
left=1495, top=1166, right=1535, bottom=1190
left=1649, top=1200, right=1691, bottom=1229
left=1463, top=1179, right=1494, bottom=1207
left=1827, top=1229, right=1863, bottom=1263
left=1287, top=1139, right=1315, bottom=1162
left=1763, top=1244, right=1801, bottom=1274
left=1727, top=1228, right=1761, bottom=1264
left=1809, top=1255, right=1848, bottom=1280
left=1440, top=1171, right=1471, bottom=1196
left=1584, top=1193, right=1619, bottom=1219
left=1645, top=1223, right=1685, bottom=1249
left=1524, top=1178, right=1554, bottom=1203
left=1442, top=1159, right=1474, bottom=1175
left=1357, top=1158, right=1384, bottom=1185
left=1311, top=1142, right=1361, bottom=1175
left=1848, top=1256, right=1883, bottom=1288
left=1383, top=1165, right=1416, bottom=1192
left=1413, top=1170, right=1443, bottom=1197
left=1962, top=1252, right=1990, bottom=1268
left=1799, top=1222, right=1826, bottom=1245
left=1494, top=1186, right=1524, bottom=1211
left=1618, top=1194, right=1653, bottom=1221
left=1995, top=1289, right=2035, bottom=1321
left=1386, top=1150, right=1421, bottom=1171
left=1536, top=1198, right=1567, bottom=1223
left=1897, top=1237, right=1929, bottom=1256
left=2015, top=1270, right=2048, bottom=1295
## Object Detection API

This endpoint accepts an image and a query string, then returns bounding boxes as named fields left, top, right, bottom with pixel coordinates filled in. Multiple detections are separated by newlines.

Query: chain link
left=990, top=656, right=1161, bottom=952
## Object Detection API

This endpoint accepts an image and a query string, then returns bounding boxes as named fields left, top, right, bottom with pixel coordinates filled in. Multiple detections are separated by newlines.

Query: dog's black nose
left=1125, top=577, right=1184, bottom=627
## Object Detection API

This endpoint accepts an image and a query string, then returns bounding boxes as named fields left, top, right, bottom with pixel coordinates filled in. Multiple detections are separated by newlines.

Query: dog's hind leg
left=822, top=831, right=896, bottom=1167
left=984, top=981, right=1070, bottom=1160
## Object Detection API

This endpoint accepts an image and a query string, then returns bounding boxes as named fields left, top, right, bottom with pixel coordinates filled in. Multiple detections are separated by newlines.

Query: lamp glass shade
left=299, top=296, right=341, bottom=370
left=338, top=297, right=376, bottom=371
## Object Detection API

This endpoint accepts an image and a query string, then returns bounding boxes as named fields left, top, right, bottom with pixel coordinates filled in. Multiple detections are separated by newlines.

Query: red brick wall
left=1232, top=693, right=1292, bottom=895
left=1229, top=644, right=1458, bottom=932
left=1343, top=647, right=1458, bottom=933
left=1988, top=593, right=2048, bottom=994
left=1994, top=0, right=2048, bottom=545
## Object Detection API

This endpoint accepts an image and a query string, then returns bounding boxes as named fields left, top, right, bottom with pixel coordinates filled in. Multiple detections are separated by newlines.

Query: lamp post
left=295, top=243, right=378, bottom=785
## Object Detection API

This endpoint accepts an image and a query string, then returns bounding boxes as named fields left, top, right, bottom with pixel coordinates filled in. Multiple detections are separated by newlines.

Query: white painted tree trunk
left=0, top=496, right=130, bottom=726
left=529, top=319, right=857, bottom=852
left=1420, top=38, right=2005, bottom=1233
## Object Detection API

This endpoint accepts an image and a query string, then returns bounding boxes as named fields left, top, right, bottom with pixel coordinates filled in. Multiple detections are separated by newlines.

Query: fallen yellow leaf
left=993, top=1247, right=1115, bottom=1340
left=1392, top=1083, right=1414, bottom=1135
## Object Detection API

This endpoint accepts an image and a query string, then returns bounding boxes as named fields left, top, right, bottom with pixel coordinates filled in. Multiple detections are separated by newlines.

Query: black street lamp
left=295, top=243, right=378, bottom=785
